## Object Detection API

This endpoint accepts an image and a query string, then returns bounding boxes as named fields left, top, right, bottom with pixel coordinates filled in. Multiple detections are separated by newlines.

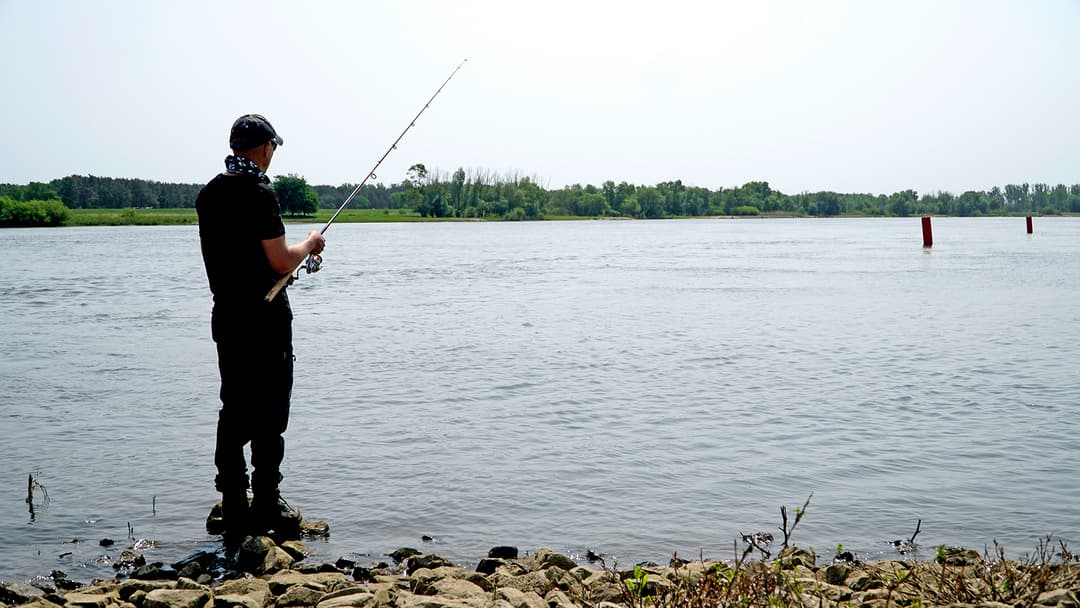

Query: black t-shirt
left=196, top=173, right=292, bottom=346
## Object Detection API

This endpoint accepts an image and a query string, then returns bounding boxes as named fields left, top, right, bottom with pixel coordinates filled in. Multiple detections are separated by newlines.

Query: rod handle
left=265, top=272, right=292, bottom=302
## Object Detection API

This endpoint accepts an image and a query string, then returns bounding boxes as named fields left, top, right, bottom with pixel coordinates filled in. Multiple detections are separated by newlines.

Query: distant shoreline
left=40, top=208, right=1078, bottom=227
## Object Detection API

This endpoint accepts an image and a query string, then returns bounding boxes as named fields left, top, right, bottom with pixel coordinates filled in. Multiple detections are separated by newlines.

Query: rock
left=394, top=591, right=476, bottom=608
left=463, top=572, right=492, bottom=593
left=295, top=564, right=341, bottom=575
left=1, top=582, right=47, bottom=605
left=853, top=588, right=892, bottom=604
left=114, top=551, right=146, bottom=571
left=846, top=571, right=882, bottom=592
left=143, top=589, right=210, bottom=608
left=205, top=501, right=227, bottom=535
left=389, top=548, right=421, bottom=564
left=533, top=548, right=577, bottom=572
left=20, top=599, right=65, bottom=608
left=174, top=578, right=209, bottom=593
left=937, top=547, right=982, bottom=567
left=275, top=584, right=325, bottom=607
left=118, top=580, right=174, bottom=602
left=266, top=572, right=350, bottom=596
left=132, top=563, right=177, bottom=581
left=214, top=578, right=271, bottom=607
left=488, top=546, right=518, bottom=560
left=404, top=554, right=452, bottom=575
left=544, top=590, right=576, bottom=608
left=56, top=592, right=112, bottom=608
left=175, top=562, right=204, bottom=582
left=333, top=557, right=355, bottom=571
left=824, top=563, right=850, bottom=585
left=314, top=590, right=378, bottom=608
left=49, top=571, right=82, bottom=592
left=299, top=521, right=330, bottom=539
left=515, top=571, right=555, bottom=596
left=801, top=581, right=851, bottom=603
left=128, top=589, right=149, bottom=607
left=318, top=586, right=383, bottom=604
left=568, top=566, right=593, bottom=582
left=409, top=566, right=460, bottom=594
left=495, top=588, right=546, bottom=608
left=777, top=546, right=816, bottom=569
left=261, top=546, right=295, bottom=574
left=318, top=582, right=398, bottom=608
left=350, top=566, right=375, bottom=583
left=212, top=594, right=262, bottom=608
left=834, top=551, right=859, bottom=564
left=424, top=579, right=486, bottom=600
left=279, top=541, right=307, bottom=562
left=237, top=536, right=276, bottom=574
left=475, top=559, right=504, bottom=575
left=172, top=551, right=219, bottom=575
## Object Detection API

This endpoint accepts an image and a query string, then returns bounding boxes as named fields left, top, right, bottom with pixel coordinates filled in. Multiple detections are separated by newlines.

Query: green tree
left=1031, top=183, right=1049, bottom=211
left=406, top=163, right=428, bottom=188
left=449, top=168, right=467, bottom=212
left=1069, top=185, right=1080, bottom=212
left=813, top=191, right=842, bottom=216
left=954, top=191, right=985, bottom=216
left=273, top=174, right=319, bottom=216
left=887, top=190, right=917, bottom=217
left=634, top=186, right=665, bottom=218
left=1050, top=184, right=1068, bottom=213
left=1003, top=183, right=1030, bottom=211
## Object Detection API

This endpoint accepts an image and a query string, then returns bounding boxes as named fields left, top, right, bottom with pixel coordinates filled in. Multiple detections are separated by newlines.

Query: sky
left=1, top=1, right=1078, bottom=196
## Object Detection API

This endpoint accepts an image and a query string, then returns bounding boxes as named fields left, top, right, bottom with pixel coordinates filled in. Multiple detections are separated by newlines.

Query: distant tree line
left=50, top=175, right=204, bottom=209
left=385, top=166, right=1080, bottom=219
left=3, top=172, right=1078, bottom=221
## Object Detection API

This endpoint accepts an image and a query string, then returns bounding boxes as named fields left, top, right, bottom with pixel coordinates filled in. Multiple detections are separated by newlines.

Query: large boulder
left=143, top=588, right=210, bottom=608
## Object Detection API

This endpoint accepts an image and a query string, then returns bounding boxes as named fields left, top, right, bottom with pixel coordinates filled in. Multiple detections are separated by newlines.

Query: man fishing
left=196, top=114, right=325, bottom=541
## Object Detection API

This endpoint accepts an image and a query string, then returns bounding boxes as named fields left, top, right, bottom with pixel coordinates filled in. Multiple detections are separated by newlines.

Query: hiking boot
left=251, top=494, right=302, bottom=538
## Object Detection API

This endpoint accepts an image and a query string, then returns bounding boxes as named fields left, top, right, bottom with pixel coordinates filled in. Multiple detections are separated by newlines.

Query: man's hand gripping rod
left=265, top=59, right=467, bottom=302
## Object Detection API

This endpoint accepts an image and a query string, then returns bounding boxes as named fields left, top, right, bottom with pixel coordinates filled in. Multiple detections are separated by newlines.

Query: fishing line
left=266, top=58, right=467, bottom=302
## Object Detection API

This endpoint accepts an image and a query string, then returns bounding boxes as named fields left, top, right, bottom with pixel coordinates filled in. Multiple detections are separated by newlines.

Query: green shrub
left=0, top=196, right=70, bottom=227
left=730, top=205, right=761, bottom=216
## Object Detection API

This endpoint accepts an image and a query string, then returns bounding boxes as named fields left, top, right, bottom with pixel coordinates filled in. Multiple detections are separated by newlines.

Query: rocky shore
left=2, top=532, right=1079, bottom=608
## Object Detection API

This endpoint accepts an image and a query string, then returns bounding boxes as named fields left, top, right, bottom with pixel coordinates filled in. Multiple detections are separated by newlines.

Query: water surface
left=1, top=217, right=1077, bottom=583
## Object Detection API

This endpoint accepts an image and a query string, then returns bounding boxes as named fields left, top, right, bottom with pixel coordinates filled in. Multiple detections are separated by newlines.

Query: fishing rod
left=265, top=58, right=467, bottom=302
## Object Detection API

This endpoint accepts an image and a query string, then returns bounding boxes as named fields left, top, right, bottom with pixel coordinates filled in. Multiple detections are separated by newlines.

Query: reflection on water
left=1, top=218, right=1078, bottom=583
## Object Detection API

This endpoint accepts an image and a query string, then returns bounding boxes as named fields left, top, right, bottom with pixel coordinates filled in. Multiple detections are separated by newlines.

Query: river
left=1, top=217, right=1077, bottom=583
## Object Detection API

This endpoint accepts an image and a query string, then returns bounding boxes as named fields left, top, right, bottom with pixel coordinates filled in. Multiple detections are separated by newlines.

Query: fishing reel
left=290, top=253, right=322, bottom=282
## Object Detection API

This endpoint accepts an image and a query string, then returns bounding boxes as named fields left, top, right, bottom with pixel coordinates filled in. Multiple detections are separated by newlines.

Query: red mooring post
left=921, top=215, right=933, bottom=247
left=1026, top=215, right=1033, bottom=234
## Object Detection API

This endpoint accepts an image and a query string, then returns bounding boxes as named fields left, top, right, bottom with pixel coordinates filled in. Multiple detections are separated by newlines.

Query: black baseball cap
left=229, top=114, right=284, bottom=150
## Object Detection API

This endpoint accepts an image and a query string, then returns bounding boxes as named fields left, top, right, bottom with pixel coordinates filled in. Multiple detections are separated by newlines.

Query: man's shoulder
left=198, top=173, right=275, bottom=203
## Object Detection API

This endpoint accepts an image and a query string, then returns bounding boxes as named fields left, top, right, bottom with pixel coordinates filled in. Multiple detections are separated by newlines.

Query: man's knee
left=214, top=472, right=250, bottom=493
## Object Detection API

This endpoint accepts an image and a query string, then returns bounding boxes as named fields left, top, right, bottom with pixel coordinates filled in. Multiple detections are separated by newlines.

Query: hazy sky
left=2, top=1, right=1078, bottom=195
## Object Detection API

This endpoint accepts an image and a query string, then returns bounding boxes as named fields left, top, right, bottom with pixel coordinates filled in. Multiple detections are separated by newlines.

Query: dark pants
left=213, top=341, right=294, bottom=499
